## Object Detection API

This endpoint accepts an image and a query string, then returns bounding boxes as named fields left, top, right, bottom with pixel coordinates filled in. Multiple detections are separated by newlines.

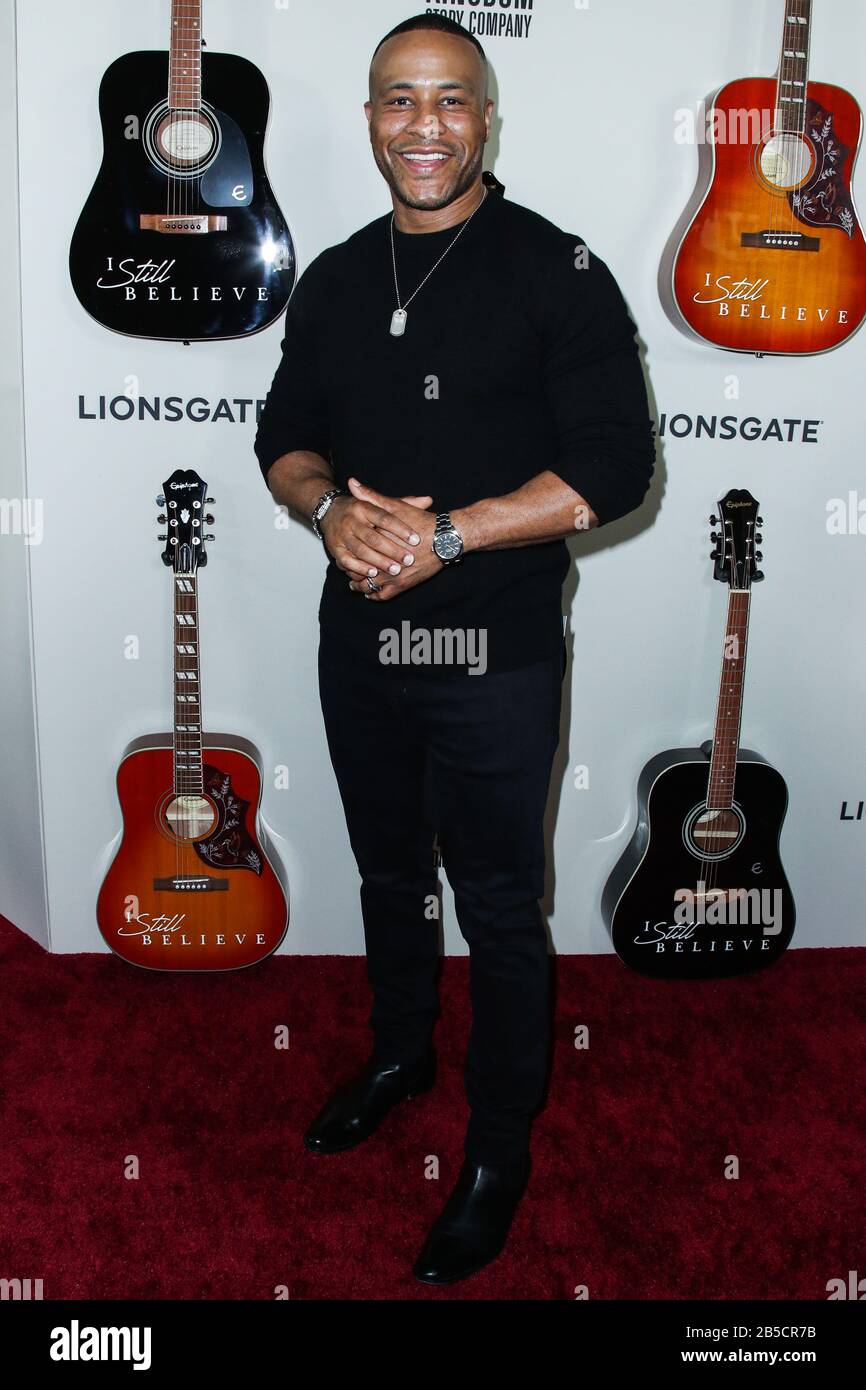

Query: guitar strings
left=174, top=554, right=203, bottom=887
left=793, top=0, right=814, bottom=237
left=699, top=535, right=734, bottom=902
left=701, top=528, right=753, bottom=917
left=778, top=0, right=812, bottom=239
left=701, top=524, right=731, bottom=904
left=165, top=2, right=203, bottom=222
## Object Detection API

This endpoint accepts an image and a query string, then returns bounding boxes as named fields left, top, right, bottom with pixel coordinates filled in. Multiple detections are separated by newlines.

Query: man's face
left=365, top=31, right=492, bottom=212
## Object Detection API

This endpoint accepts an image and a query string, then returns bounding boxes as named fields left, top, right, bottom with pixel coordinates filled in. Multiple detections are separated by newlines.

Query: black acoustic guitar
left=602, top=490, right=795, bottom=979
left=69, top=0, right=294, bottom=342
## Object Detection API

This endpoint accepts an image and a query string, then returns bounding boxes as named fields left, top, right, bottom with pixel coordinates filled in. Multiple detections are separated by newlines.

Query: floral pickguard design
left=194, top=763, right=263, bottom=874
left=790, top=101, right=856, bottom=237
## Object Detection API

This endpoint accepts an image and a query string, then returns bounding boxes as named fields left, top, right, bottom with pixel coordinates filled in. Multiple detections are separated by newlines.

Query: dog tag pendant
left=390, top=308, right=407, bottom=337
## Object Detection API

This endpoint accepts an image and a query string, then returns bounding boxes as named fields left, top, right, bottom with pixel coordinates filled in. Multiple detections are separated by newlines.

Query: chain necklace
left=389, top=186, right=488, bottom=337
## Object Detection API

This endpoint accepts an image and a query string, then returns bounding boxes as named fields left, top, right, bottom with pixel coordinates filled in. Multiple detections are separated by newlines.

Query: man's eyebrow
left=380, top=80, right=473, bottom=92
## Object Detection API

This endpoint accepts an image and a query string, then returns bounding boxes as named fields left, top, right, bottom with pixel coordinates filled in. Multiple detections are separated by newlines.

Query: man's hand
left=320, top=479, right=433, bottom=581
left=343, top=479, right=443, bottom=601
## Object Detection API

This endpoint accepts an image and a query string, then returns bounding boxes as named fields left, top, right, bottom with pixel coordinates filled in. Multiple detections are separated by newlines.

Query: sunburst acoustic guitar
left=70, top=0, right=294, bottom=342
left=96, top=470, right=288, bottom=969
left=602, top=491, right=795, bottom=980
left=662, top=0, right=866, bottom=355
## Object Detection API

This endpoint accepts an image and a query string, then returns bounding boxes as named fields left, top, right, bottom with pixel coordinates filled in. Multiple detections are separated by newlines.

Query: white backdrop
left=6, top=0, right=866, bottom=955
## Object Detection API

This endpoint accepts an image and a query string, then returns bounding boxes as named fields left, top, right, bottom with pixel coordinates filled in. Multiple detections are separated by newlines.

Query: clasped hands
left=320, top=476, right=445, bottom=602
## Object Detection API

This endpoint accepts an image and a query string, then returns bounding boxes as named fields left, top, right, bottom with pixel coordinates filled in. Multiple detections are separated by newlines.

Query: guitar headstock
left=157, top=469, right=214, bottom=572
left=710, top=489, right=763, bottom=588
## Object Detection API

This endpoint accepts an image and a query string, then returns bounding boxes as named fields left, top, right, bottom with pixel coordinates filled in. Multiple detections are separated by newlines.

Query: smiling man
left=255, top=12, right=655, bottom=1285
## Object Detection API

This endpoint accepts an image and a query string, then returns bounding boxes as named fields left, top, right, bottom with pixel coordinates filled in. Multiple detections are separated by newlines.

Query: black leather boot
left=412, top=1154, right=531, bottom=1284
left=303, top=1048, right=436, bottom=1154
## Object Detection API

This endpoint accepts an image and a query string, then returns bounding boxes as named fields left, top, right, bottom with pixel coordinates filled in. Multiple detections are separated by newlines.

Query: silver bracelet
left=311, top=487, right=345, bottom=540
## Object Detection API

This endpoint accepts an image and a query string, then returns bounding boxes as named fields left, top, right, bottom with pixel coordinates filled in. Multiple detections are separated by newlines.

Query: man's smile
left=396, top=148, right=454, bottom=175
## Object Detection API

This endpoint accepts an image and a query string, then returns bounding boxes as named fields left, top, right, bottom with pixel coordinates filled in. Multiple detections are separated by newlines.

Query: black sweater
left=255, top=190, right=655, bottom=674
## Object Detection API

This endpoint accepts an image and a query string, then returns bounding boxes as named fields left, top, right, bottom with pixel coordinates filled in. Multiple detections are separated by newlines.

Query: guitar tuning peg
left=204, top=533, right=216, bottom=542
left=205, top=514, right=215, bottom=525
left=157, top=514, right=167, bottom=524
left=756, top=516, right=764, bottom=525
left=710, top=531, right=719, bottom=542
left=755, top=551, right=763, bottom=561
left=755, top=533, right=763, bottom=543
left=158, top=533, right=167, bottom=542
left=205, top=496, right=215, bottom=504
left=156, top=494, right=165, bottom=506
left=753, top=569, right=765, bottom=582
left=709, top=514, right=718, bottom=524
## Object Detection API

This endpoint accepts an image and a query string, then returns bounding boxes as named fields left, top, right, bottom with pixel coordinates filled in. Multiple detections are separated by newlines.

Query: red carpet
left=0, top=914, right=863, bottom=1300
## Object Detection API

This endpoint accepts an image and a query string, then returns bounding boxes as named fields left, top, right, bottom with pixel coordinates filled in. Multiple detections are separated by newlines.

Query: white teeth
left=403, top=152, right=448, bottom=161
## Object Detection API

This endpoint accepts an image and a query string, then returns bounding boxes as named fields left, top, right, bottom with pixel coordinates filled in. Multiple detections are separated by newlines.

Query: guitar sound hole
left=163, top=794, right=217, bottom=842
left=143, top=103, right=221, bottom=179
left=156, top=112, right=215, bottom=168
left=683, top=804, right=745, bottom=860
left=757, top=133, right=814, bottom=191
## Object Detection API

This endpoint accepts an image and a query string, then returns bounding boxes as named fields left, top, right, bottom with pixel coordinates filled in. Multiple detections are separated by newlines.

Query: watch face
left=434, top=530, right=462, bottom=561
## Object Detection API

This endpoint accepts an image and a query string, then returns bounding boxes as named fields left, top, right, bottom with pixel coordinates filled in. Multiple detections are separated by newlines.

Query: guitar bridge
left=740, top=230, right=820, bottom=252
left=140, top=214, right=228, bottom=235
left=153, top=875, right=228, bottom=892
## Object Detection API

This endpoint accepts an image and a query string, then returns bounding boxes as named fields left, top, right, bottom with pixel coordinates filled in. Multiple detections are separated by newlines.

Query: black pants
left=317, top=629, right=565, bottom=1167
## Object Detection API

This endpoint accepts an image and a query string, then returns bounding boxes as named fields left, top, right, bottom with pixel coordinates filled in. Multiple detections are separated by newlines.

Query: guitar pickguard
left=200, top=108, right=254, bottom=208
left=791, top=101, right=857, bottom=237
left=194, top=762, right=263, bottom=874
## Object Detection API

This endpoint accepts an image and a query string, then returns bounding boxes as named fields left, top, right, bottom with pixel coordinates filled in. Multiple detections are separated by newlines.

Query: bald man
left=256, top=11, right=654, bottom=1285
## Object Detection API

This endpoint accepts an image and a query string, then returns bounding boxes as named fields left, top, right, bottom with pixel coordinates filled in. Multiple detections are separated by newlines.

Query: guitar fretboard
left=169, top=0, right=203, bottom=110
left=707, top=590, right=751, bottom=810
left=173, top=573, right=203, bottom=793
left=775, top=0, right=813, bottom=134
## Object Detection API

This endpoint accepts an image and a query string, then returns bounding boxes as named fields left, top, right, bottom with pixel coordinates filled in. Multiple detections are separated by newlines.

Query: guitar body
left=97, top=735, right=288, bottom=970
left=69, top=50, right=295, bottom=341
left=603, top=746, right=795, bottom=979
left=666, top=76, right=866, bottom=354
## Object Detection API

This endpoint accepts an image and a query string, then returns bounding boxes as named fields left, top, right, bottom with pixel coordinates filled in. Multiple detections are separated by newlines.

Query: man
left=255, top=12, right=655, bottom=1285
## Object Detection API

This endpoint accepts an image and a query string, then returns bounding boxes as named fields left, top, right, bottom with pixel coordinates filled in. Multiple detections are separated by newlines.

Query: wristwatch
left=311, top=487, right=346, bottom=540
left=431, top=511, right=464, bottom=565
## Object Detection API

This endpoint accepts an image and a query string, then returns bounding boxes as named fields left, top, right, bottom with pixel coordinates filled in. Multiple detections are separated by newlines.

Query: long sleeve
left=254, top=254, right=333, bottom=485
left=537, top=239, right=655, bottom=526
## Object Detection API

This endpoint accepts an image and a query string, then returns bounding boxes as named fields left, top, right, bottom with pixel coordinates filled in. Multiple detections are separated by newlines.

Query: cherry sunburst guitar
left=69, top=0, right=294, bottom=341
left=662, top=0, right=866, bottom=355
left=602, top=491, right=795, bottom=979
left=96, top=471, right=288, bottom=969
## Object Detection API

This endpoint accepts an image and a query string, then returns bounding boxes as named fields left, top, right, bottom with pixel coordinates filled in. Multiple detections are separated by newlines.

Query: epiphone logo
left=95, top=256, right=271, bottom=302
left=692, top=272, right=851, bottom=325
left=170, top=481, right=199, bottom=491
left=725, top=500, right=753, bottom=508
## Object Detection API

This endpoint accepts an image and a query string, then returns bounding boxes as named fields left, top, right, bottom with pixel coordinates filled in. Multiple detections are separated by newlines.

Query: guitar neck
left=168, top=0, right=203, bottom=110
left=173, top=571, right=204, bottom=794
left=775, top=0, right=813, bottom=134
left=707, top=589, right=751, bottom=810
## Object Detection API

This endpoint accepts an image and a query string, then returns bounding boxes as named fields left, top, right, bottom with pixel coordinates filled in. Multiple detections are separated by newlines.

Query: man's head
left=365, top=14, right=493, bottom=214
